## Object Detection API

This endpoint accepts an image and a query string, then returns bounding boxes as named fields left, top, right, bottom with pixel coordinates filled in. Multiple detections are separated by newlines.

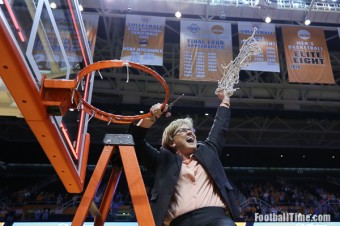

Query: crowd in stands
left=1, top=171, right=340, bottom=225
left=234, top=175, right=340, bottom=222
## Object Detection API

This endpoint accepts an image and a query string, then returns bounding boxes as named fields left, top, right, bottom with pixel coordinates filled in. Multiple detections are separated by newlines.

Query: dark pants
left=169, top=207, right=236, bottom=226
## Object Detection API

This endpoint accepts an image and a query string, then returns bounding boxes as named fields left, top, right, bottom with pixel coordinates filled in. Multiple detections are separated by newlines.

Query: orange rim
left=73, top=60, right=170, bottom=124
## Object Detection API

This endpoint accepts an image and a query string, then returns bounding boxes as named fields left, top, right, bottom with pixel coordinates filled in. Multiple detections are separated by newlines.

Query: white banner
left=238, top=22, right=280, bottom=72
left=121, top=15, right=165, bottom=66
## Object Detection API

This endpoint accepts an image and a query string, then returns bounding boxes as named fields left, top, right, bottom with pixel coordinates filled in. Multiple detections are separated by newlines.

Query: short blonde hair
left=161, top=117, right=193, bottom=151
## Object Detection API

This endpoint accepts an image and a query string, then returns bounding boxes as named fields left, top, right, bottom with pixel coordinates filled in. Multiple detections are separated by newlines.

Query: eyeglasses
left=174, top=128, right=195, bottom=135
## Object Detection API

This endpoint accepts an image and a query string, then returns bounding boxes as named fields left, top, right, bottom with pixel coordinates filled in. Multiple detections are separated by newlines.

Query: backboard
left=0, top=0, right=98, bottom=193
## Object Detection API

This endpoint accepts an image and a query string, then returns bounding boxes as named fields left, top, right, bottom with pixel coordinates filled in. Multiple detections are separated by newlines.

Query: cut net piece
left=215, top=27, right=262, bottom=97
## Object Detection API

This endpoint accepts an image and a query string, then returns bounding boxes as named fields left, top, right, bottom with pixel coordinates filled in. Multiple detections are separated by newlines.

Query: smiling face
left=171, top=125, right=197, bottom=158
left=162, top=117, right=197, bottom=156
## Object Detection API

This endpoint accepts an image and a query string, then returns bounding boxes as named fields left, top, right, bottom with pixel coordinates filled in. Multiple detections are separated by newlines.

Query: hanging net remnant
left=215, top=27, right=262, bottom=97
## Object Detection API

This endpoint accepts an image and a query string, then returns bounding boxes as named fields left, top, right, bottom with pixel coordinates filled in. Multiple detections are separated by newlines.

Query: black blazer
left=129, top=107, right=240, bottom=226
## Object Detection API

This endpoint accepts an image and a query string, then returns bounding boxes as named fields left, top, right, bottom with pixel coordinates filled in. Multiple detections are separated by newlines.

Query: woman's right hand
left=136, top=103, right=169, bottom=128
left=150, top=103, right=169, bottom=119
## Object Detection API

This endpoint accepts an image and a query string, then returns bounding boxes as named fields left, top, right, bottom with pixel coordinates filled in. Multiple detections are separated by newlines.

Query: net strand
left=215, top=27, right=262, bottom=97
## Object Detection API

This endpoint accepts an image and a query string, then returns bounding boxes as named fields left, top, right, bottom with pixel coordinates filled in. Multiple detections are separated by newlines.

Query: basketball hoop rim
left=74, top=60, right=170, bottom=124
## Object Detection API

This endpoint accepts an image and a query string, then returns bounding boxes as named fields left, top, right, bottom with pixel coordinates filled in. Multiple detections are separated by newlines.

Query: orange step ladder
left=72, top=134, right=155, bottom=226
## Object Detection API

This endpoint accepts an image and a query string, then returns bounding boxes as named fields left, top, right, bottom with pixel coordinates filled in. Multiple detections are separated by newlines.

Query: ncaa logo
left=187, top=24, right=200, bottom=33
left=297, top=29, right=311, bottom=40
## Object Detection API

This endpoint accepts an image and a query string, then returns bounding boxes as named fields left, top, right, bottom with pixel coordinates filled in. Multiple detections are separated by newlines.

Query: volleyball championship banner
left=281, top=26, right=335, bottom=84
left=238, top=22, right=280, bottom=72
left=179, top=20, right=232, bottom=81
left=120, top=15, right=165, bottom=66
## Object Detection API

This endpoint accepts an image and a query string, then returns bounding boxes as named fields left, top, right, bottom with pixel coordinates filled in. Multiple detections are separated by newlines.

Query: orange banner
left=282, top=26, right=334, bottom=84
left=121, top=15, right=165, bottom=66
left=179, top=20, right=232, bottom=81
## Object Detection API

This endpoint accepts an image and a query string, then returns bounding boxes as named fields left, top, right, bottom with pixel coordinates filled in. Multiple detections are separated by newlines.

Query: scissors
left=165, top=94, right=185, bottom=117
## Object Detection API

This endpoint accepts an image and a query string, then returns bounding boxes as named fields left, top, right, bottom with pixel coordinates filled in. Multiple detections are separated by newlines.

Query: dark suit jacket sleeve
left=203, top=106, right=230, bottom=157
left=128, top=123, right=159, bottom=173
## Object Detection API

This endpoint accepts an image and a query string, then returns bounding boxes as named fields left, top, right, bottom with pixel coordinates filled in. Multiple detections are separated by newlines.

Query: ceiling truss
left=81, top=15, right=340, bottom=150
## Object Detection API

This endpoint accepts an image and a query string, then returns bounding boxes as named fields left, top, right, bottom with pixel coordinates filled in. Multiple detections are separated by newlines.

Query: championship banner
left=180, top=20, right=232, bottom=81
left=120, top=15, right=165, bottom=66
left=282, top=26, right=335, bottom=84
left=238, top=22, right=280, bottom=72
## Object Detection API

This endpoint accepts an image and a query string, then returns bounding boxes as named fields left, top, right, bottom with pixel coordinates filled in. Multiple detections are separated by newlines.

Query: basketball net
left=215, top=27, right=262, bottom=97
